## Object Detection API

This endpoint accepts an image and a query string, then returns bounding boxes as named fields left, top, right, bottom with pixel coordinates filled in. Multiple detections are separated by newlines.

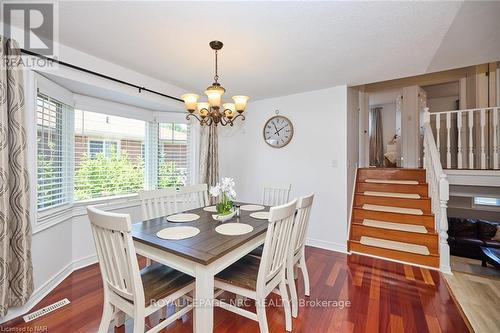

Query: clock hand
left=274, top=124, right=288, bottom=135
left=272, top=122, right=279, bottom=136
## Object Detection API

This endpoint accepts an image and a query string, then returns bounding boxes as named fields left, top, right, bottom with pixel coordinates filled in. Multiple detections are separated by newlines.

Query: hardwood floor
left=1, top=247, right=470, bottom=332
left=446, top=256, right=500, bottom=333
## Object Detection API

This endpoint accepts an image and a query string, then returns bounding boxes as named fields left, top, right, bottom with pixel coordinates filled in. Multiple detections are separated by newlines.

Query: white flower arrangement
left=210, top=177, right=237, bottom=215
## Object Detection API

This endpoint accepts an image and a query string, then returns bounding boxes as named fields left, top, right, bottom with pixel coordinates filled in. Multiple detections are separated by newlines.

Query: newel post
left=438, top=174, right=451, bottom=274
left=423, top=107, right=431, bottom=124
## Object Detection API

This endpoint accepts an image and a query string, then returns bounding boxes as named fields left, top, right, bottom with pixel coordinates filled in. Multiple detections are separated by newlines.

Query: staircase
left=348, top=168, right=439, bottom=268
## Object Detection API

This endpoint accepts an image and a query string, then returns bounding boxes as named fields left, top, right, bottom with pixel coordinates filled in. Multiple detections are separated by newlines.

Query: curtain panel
left=0, top=37, right=33, bottom=317
left=199, top=125, right=219, bottom=202
left=369, top=107, right=384, bottom=167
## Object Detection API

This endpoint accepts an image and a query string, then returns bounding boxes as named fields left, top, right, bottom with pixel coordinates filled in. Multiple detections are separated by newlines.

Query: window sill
left=33, top=193, right=141, bottom=235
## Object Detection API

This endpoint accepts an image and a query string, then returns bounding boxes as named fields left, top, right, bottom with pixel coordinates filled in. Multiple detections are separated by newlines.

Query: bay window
left=35, top=77, right=195, bottom=218
left=158, top=122, right=191, bottom=188
left=36, top=93, right=73, bottom=210
left=74, top=110, right=146, bottom=200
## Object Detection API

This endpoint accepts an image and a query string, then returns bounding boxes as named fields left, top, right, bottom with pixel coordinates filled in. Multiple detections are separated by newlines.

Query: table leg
left=193, top=264, right=214, bottom=333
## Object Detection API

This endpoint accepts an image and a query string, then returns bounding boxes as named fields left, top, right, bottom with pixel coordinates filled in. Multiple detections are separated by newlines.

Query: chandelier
left=181, top=41, right=249, bottom=126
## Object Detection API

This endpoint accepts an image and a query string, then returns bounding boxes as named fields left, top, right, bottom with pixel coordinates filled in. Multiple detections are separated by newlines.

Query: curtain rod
left=20, top=49, right=184, bottom=103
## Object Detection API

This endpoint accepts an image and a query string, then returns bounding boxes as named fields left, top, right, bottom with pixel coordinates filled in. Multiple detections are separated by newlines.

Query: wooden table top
left=132, top=203, right=270, bottom=265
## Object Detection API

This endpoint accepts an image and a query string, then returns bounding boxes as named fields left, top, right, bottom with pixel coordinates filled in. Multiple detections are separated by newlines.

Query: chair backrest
left=291, top=194, right=314, bottom=255
left=262, top=184, right=291, bottom=207
left=257, top=199, right=297, bottom=289
left=87, top=206, right=144, bottom=305
left=178, top=184, right=209, bottom=211
left=139, top=188, right=178, bottom=220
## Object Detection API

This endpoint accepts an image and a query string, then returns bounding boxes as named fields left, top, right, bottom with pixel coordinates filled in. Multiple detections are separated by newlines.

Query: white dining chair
left=287, top=194, right=314, bottom=318
left=138, top=188, right=178, bottom=220
left=177, top=183, right=209, bottom=211
left=214, top=199, right=297, bottom=333
left=87, top=206, right=194, bottom=333
left=262, top=184, right=291, bottom=206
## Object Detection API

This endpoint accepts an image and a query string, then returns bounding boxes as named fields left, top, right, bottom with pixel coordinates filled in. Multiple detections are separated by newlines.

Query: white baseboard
left=306, top=237, right=347, bottom=254
left=1, top=254, right=97, bottom=324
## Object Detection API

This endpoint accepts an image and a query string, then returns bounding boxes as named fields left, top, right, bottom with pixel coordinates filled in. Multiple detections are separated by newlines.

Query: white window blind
left=36, top=93, right=73, bottom=210
left=157, top=123, right=191, bottom=188
left=74, top=110, right=146, bottom=200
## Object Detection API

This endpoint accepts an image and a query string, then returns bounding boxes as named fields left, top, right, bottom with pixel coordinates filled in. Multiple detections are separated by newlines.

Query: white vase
left=212, top=210, right=237, bottom=222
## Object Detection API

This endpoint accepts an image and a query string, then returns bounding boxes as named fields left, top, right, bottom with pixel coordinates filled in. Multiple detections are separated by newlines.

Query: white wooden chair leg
left=293, top=264, right=299, bottom=280
left=114, top=309, right=126, bottom=327
left=256, top=299, right=269, bottom=333
left=287, top=267, right=299, bottom=318
left=159, top=306, right=167, bottom=320
left=279, top=280, right=292, bottom=332
left=299, top=254, right=310, bottom=297
left=98, top=302, right=113, bottom=333
left=133, top=309, right=146, bottom=333
left=175, top=298, right=183, bottom=320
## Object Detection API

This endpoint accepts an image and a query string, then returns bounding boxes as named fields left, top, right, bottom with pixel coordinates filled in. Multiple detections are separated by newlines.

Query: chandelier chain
left=214, top=50, right=219, bottom=83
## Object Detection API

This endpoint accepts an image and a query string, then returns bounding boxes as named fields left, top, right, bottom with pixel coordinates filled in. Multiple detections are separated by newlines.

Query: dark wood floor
left=2, top=247, right=470, bottom=332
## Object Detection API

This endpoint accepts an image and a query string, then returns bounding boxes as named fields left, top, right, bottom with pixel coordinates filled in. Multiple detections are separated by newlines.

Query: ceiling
left=25, top=1, right=500, bottom=101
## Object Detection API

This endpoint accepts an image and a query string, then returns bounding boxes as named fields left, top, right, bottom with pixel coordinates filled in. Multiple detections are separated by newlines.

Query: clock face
left=263, top=116, right=294, bottom=148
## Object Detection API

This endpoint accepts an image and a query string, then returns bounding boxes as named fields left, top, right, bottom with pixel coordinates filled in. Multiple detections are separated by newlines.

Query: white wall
left=219, top=85, right=350, bottom=252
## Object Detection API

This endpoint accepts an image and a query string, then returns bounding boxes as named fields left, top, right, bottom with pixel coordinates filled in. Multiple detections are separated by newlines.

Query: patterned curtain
left=0, top=37, right=33, bottom=317
left=199, top=125, right=219, bottom=202
left=369, top=107, right=384, bottom=167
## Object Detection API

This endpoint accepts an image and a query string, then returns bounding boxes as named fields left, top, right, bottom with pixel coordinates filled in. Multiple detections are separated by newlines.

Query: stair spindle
left=480, top=109, right=486, bottom=169
left=435, top=114, right=440, bottom=155
left=468, top=111, right=474, bottom=169
left=446, top=113, right=451, bottom=169
left=493, top=107, right=499, bottom=169
left=457, top=111, right=462, bottom=169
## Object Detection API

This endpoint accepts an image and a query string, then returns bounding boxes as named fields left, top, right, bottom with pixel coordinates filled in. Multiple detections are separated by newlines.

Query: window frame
left=87, top=138, right=121, bottom=159
left=29, top=74, right=198, bottom=232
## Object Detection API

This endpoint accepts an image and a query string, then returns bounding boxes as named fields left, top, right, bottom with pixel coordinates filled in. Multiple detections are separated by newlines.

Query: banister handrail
left=423, top=107, right=451, bottom=274
left=429, top=106, right=500, bottom=115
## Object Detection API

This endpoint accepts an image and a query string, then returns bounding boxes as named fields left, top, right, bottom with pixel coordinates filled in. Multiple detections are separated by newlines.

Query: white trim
left=36, top=73, right=74, bottom=106
left=33, top=194, right=140, bottom=234
left=0, top=254, right=98, bottom=324
left=305, top=238, right=347, bottom=253
left=444, top=169, right=500, bottom=187
left=74, top=94, right=155, bottom=121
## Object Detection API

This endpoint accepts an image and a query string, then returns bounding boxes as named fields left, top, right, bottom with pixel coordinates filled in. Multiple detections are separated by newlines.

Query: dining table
left=131, top=203, right=270, bottom=333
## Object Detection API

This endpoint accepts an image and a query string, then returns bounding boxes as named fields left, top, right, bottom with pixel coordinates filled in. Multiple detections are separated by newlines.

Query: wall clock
left=263, top=114, right=294, bottom=148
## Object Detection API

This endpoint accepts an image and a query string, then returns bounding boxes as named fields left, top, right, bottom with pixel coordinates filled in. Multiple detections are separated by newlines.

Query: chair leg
left=287, top=262, right=299, bottom=318
left=98, top=302, right=113, bottom=333
left=133, top=309, right=145, bottom=333
left=160, top=306, right=167, bottom=320
left=299, top=254, right=310, bottom=297
left=256, top=299, right=269, bottom=333
left=279, top=280, right=292, bottom=332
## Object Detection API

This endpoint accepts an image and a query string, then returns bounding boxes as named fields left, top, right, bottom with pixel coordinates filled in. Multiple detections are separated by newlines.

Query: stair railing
left=428, top=106, right=499, bottom=169
left=423, top=108, right=451, bottom=273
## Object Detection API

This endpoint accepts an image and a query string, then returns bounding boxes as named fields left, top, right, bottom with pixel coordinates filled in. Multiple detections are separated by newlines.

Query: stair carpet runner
left=348, top=168, right=439, bottom=268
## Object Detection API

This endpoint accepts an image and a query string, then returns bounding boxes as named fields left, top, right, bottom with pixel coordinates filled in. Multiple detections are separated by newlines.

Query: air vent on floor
left=23, top=298, right=70, bottom=322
